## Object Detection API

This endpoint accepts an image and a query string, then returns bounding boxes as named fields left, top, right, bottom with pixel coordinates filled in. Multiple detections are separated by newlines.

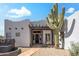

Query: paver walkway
left=19, top=48, right=40, bottom=56
left=32, top=48, right=70, bottom=56
left=18, top=48, right=70, bottom=56
left=20, top=48, right=30, bottom=53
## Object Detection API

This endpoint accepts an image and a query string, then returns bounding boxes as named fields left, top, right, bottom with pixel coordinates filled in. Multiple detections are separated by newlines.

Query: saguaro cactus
left=47, top=3, right=65, bottom=48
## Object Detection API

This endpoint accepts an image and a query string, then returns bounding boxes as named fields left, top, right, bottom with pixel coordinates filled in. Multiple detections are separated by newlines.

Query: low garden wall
left=0, top=48, right=21, bottom=56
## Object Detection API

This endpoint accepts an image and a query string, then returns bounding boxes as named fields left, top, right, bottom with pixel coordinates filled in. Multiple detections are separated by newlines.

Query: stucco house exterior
left=5, top=19, right=54, bottom=47
left=4, top=11, right=79, bottom=49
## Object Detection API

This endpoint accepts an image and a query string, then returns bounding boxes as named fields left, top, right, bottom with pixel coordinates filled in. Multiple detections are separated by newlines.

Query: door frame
left=32, top=30, right=43, bottom=45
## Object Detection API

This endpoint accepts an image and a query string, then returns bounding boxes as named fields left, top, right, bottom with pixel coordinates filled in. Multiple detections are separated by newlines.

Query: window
left=45, top=33, right=50, bottom=44
left=9, top=27, right=11, bottom=30
left=15, top=32, right=20, bottom=37
left=21, top=28, right=24, bottom=30
left=15, top=27, right=17, bottom=30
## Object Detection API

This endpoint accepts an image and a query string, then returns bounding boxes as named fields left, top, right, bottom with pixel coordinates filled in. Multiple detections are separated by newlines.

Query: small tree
left=47, top=3, right=65, bottom=48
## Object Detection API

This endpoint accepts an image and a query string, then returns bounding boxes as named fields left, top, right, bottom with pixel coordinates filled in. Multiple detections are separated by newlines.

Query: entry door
left=32, top=34, right=40, bottom=44
left=35, top=34, right=39, bottom=44
left=32, top=30, right=42, bottom=44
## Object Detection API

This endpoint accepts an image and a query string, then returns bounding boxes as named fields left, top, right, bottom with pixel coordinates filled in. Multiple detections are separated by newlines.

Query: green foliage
left=0, top=36, right=3, bottom=38
left=47, top=3, right=65, bottom=48
left=47, top=3, right=65, bottom=30
left=69, top=42, right=79, bottom=56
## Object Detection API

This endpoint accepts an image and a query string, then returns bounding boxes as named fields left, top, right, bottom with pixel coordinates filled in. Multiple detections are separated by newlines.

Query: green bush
left=69, top=42, right=79, bottom=56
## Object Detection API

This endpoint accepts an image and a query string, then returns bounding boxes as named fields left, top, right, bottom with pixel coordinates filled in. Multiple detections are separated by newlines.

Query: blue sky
left=0, top=3, right=79, bottom=36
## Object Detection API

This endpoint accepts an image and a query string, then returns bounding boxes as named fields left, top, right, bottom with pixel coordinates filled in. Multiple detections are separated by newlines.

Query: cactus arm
left=58, top=7, right=65, bottom=30
left=54, top=3, right=58, bottom=23
left=51, top=4, right=58, bottom=24
left=47, top=17, right=57, bottom=29
left=58, top=14, right=64, bottom=30
left=47, top=15, right=58, bottom=29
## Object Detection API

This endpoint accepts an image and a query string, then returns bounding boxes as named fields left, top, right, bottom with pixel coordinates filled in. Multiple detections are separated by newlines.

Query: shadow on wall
left=64, top=19, right=75, bottom=38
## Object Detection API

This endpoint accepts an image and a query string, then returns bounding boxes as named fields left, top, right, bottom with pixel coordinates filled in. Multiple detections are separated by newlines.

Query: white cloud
left=66, top=7, right=75, bottom=14
left=7, top=6, right=31, bottom=18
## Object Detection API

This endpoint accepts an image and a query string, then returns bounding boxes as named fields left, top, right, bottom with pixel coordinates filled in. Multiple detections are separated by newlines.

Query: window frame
left=15, top=32, right=20, bottom=37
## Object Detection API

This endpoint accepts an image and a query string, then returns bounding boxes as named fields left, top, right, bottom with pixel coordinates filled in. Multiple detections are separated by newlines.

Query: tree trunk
left=54, top=30, right=59, bottom=48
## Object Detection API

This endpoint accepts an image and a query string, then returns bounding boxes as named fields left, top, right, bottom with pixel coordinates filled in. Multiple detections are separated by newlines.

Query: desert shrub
left=69, top=42, right=79, bottom=56
left=42, top=44, right=48, bottom=47
left=18, top=49, right=21, bottom=54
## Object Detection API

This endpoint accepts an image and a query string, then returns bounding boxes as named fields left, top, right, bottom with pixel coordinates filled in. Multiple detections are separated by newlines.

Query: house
left=5, top=19, right=54, bottom=47
left=5, top=11, right=79, bottom=49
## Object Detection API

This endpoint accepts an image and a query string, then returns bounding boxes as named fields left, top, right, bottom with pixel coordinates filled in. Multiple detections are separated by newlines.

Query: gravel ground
left=32, top=48, right=70, bottom=56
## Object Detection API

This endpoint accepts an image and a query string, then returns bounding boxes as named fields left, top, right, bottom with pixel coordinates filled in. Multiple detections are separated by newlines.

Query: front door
left=35, top=34, right=39, bottom=44
left=32, top=30, right=42, bottom=44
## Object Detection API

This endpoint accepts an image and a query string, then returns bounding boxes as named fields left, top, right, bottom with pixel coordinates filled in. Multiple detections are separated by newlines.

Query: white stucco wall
left=43, top=30, right=52, bottom=44
left=64, top=11, right=79, bottom=49
left=5, top=20, right=31, bottom=47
